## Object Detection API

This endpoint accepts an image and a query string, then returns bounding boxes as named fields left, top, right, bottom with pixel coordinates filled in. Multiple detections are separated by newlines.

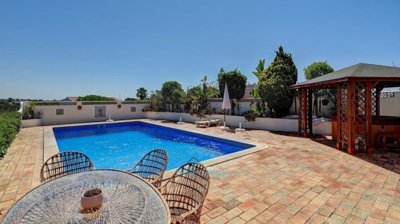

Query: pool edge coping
left=43, top=119, right=268, bottom=173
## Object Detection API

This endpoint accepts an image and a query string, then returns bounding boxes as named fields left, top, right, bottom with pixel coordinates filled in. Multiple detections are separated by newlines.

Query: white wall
left=209, top=101, right=254, bottom=115
left=380, top=92, right=400, bottom=117
left=35, top=103, right=148, bottom=125
left=289, top=95, right=335, bottom=117
left=144, top=112, right=331, bottom=135
left=30, top=103, right=331, bottom=135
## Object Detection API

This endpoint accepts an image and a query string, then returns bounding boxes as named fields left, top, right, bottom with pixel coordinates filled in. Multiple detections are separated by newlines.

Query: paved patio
left=1, top=121, right=400, bottom=223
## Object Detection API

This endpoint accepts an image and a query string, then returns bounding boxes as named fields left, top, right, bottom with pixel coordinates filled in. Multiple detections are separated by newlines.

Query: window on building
left=56, top=109, right=64, bottom=115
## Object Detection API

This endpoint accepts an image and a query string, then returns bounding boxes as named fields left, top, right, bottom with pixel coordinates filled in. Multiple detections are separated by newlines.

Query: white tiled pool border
left=43, top=119, right=268, bottom=176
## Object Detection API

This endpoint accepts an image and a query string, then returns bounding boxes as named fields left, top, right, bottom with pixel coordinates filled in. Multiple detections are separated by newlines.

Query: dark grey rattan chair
left=40, top=151, right=95, bottom=183
left=160, top=162, right=210, bottom=224
left=128, top=149, right=168, bottom=188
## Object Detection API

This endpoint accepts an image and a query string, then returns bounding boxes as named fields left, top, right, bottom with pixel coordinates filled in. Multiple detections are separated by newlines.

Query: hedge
left=0, top=112, right=21, bottom=157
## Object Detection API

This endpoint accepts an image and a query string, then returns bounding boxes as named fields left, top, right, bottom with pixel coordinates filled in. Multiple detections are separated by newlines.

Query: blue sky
left=0, top=0, right=399, bottom=100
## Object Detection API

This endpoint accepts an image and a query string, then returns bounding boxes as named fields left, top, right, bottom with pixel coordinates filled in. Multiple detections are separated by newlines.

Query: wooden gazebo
left=291, top=63, right=400, bottom=154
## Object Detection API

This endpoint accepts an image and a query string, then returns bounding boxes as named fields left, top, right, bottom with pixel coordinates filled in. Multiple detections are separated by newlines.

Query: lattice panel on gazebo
left=354, top=82, right=367, bottom=152
left=298, top=89, right=308, bottom=136
left=371, top=88, right=377, bottom=116
left=338, top=83, right=348, bottom=147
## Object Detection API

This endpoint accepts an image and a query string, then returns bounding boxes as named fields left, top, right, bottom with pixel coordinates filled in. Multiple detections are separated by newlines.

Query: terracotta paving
left=0, top=128, right=43, bottom=220
left=1, top=121, right=400, bottom=223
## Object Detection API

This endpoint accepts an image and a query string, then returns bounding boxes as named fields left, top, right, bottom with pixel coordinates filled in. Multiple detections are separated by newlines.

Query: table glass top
left=2, top=170, right=169, bottom=224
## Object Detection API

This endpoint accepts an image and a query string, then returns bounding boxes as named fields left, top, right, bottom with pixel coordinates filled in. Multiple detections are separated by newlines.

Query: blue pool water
left=53, top=122, right=253, bottom=170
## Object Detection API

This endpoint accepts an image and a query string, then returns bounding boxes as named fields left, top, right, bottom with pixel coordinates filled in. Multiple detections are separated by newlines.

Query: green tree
left=217, top=68, right=247, bottom=115
left=258, top=46, right=298, bottom=117
left=304, top=61, right=334, bottom=80
left=77, top=95, right=114, bottom=101
left=125, top=97, right=137, bottom=101
left=304, top=61, right=335, bottom=116
left=136, top=87, right=148, bottom=100
left=149, top=91, right=164, bottom=111
left=252, top=59, right=265, bottom=79
left=251, top=60, right=267, bottom=116
left=186, top=76, right=217, bottom=116
left=161, top=81, right=185, bottom=112
left=0, top=98, right=20, bottom=112
left=206, top=83, right=220, bottom=98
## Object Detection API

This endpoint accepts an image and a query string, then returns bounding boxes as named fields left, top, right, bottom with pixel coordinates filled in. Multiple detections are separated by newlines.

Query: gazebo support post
left=336, top=85, right=342, bottom=150
left=347, top=82, right=355, bottom=154
left=298, top=88, right=309, bottom=137
left=307, top=89, right=313, bottom=136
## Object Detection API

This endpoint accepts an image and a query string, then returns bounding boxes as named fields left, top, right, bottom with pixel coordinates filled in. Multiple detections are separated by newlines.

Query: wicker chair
left=40, top=151, right=95, bottom=183
left=128, top=149, right=168, bottom=188
left=160, top=162, right=210, bottom=224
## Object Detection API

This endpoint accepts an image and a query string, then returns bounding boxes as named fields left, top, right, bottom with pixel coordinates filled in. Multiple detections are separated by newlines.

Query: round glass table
left=1, top=170, right=170, bottom=224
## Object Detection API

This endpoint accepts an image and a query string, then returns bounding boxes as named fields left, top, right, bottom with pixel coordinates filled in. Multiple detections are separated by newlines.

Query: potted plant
left=21, top=103, right=43, bottom=128
left=81, top=188, right=103, bottom=210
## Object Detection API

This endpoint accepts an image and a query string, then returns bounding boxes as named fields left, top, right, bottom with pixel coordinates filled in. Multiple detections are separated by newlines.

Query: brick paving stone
left=208, top=215, right=229, bottom=224
left=221, top=193, right=236, bottom=203
left=307, top=213, right=327, bottom=224
left=351, top=207, right=369, bottom=220
left=345, top=214, right=366, bottom=224
left=285, top=202, right=303, bottom=215
left=226, top=217, right=246, bottom=224
left=239, top=208, right=258, bottom=221
left=368, top=208, right=386, bottom=221
left=207, top=206, right=228, bottom=219
left=255, top=210, right=275, bottom=222
left=289, top=212, right=309, bottom=223
left=267, top=203, right=285, bottom=214
left=365, top=217, right=384, bottom=224
left=246, top=219, right=261, bottom=224
left=223, top=199, right=242, bottom=210
left=327, top=214, right=346, bottom=224
left=317, top=204, right=335, bottom=217
left=222, top=207, right=243, bottom=220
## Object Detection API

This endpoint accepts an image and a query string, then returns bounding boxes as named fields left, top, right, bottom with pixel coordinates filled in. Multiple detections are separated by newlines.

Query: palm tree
left=136, top=87, right=148, bottom=100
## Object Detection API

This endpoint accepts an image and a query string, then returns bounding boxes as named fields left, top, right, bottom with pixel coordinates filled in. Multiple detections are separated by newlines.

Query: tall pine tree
left=258, top=46, right=297, bottom=116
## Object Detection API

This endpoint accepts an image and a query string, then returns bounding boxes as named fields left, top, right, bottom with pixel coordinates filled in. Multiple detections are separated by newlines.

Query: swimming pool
left=53, top=121, right=254, bottom=170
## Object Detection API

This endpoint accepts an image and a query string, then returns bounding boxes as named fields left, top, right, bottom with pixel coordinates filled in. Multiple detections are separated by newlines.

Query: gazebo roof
left=291, top=63, right=400, bottom=89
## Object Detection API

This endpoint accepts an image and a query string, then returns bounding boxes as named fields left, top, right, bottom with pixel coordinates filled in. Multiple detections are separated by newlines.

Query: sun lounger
left=208, top=119, right=221, bottom=127
left=195, top=120, right=210, bottom=128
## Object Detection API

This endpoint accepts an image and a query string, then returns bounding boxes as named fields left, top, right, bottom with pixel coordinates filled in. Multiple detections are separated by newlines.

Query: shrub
left=0, top=112, right=21, bottom=156
left=77, top=95, right=114, bottom=101
left=0, top=99, right=20, bottom=112
left=243, top=109, right=259, bottom=122
left=22, top=105, right=34, bottom=119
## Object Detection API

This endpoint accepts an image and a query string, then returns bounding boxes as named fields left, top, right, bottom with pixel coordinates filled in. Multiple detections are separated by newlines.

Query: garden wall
left=27, top=102, right=332, bottom=136
left=144, top=112, right=331, bottom=135
left=31, top=102, right=148, bottom=126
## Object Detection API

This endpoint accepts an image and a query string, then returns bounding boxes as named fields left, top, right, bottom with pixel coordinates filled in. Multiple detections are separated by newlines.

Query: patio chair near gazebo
left=160, top=162, right=210, bottom=224
left=40, top=151, right=95, bottom=183
left=128, top=149, right=168, bottom=188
